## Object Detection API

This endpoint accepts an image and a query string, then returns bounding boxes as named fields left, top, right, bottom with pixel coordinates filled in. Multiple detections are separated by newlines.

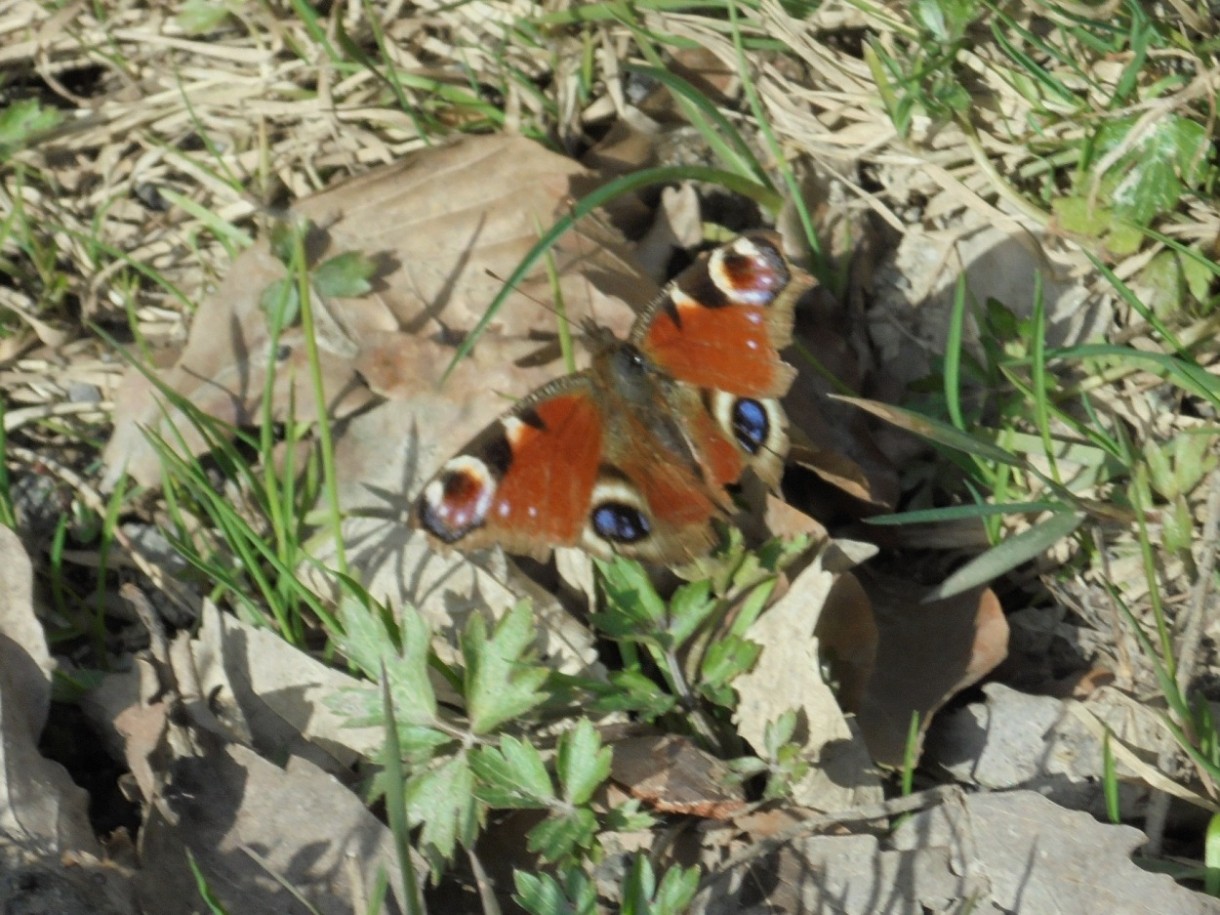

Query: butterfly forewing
left=633, top=232, right=803, bottom=398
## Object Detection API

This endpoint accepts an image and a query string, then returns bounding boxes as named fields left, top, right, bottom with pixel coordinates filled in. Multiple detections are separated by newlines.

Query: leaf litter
left=3, top=0, right=1220, bottom=911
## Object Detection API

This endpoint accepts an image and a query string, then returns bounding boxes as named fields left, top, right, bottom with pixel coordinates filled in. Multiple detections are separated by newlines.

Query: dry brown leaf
left=855, top=575, right=1009, bottom=766
left=813, top=572, right=878, bottom=715
left=99, top=597, right=417, bottom=913
left=611, top=734, right=747, bottom=820
left=101, top=133, right=649, bottom=489
left=732, top=552, right=882, bottom=811
left=869, top=220, right=1110, bottom=391
left=187, top=601, right=387, bottom=765
left=930, top=682, right=1149, bottom=816
left=134, top=745, right=408, bottom=915
left=783, top=285, right=903, bottom=514
left=895, top=791, right=1220, bottom=915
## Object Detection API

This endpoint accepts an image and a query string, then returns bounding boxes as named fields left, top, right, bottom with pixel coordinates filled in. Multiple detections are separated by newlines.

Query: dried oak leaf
left=732, top=552, right=882, bottom=812
left=854, top=573, right=1009, bottom=766
left=102, top=133, right=647, bottom=489
left=611, top=734, right=747, bottom=820
left=693, top=790, right=1218, bottom=915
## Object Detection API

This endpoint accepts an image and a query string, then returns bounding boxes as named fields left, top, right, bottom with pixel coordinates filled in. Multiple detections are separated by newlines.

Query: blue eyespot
left=591, top=503, right=651, bottom=544
left=733, top=399, right=768, bottom=454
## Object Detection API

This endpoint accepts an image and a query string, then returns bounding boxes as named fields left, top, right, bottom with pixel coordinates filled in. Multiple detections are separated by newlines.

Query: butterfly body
left=414, top=232, right=812, bottom=564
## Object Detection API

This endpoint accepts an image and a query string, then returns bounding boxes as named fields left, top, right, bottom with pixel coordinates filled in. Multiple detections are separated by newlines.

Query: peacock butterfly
left=412, top=232, right=813, bottom=564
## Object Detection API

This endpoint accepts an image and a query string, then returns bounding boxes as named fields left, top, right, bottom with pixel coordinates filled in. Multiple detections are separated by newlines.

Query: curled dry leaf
left=854, top=574, right=1009, bottom=766
left=102, top=133, right=649, bottom=489
left=732, top=552, right=882, bottom=812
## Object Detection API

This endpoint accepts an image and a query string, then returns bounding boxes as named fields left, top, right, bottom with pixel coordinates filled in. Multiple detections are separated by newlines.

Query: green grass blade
left=440, top=164, right=781, bottom=381
left=925, top=511, right=1085, bottom=602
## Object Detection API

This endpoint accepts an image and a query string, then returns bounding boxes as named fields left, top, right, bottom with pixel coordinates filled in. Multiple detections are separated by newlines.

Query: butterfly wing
left=414, top=233, right=812, bottom=565
left=413, top=374, right=604, bottom=561
left=633, top=232, right=810, bottom=490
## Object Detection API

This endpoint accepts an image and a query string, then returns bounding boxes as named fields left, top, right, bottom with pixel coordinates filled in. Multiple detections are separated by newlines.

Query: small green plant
left=726, top=709, right=810, bottom=801
left=336, top=596, right=637, bottom=877
left=865, top=0, right=982, bottom=136
left=514, top=855, right=699, bottom=915
left=332, top=537, right=812, bottom=896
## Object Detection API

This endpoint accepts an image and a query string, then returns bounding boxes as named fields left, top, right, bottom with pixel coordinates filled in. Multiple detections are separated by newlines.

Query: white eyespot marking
left=709, top=236, right=778, bottom=306
left=670, top=285, right=701, bottom=314
left=419, top=455, right=497, bottom=542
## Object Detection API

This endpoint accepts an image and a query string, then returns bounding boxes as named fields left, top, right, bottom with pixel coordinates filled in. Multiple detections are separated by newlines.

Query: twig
left=696, top=784, right=962, bottom=892
left=1176, top=469, right=1220, bottom=696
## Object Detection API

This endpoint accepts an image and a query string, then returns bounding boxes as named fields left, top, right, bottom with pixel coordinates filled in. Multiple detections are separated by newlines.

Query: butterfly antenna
left=484, top=266, right=591, bottom=372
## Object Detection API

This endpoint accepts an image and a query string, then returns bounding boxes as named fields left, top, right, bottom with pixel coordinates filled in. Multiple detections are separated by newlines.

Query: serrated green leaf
left=513, top=870, right=598, bottom=915
left=1143, top=438, right=1175, bottom=499
left=337, top=598, right=437, bottom=726
left=1134, top=250, right=1183, bottom=320
left=313, top=250, right=378, bottom=299
left=258, top=278, right=300, bottom=327
left=666, top=579, right=717, bottom=646
left=653, top=864, right=700, bottom=914
left=725, top=578, right=775, bottom=641
left=593, top=669, right=677, bottom=720
left=1181, top=249, right=1213, bottom=302
left=1052, top=195, right=1113, bottom=238
left=1163, top=493, right=1193, bottom=556
left=556, top=719, right=611, bottom=806
left=1173, top=430, right=1219, bottom=494
left=913, top=0, right=976, bottom=42
left=700, top=635, right=761, bottom=693
left=622, top=855, right=657, bottom=915
left=174, top=0, right=233, bottom=34
left=470, top=737, right=554, bottom=808
left=725, top=756, right=770, bottom=779
left=604, top=799, right=656, bottom=833
left=513, top=873, right=564, bottom=915
left=0, top=99, right=63, bottom=151
left=463, top=603, right=550, bottom=734
left=527, top=808, right=598, bottom=862
left=594, top=557, right=667, bottom=635
left=1098, top=115, right=1208, bottom=227
left=764, top=710, right=798, bottom=756
left=404, top=754, right=480, bottom=873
